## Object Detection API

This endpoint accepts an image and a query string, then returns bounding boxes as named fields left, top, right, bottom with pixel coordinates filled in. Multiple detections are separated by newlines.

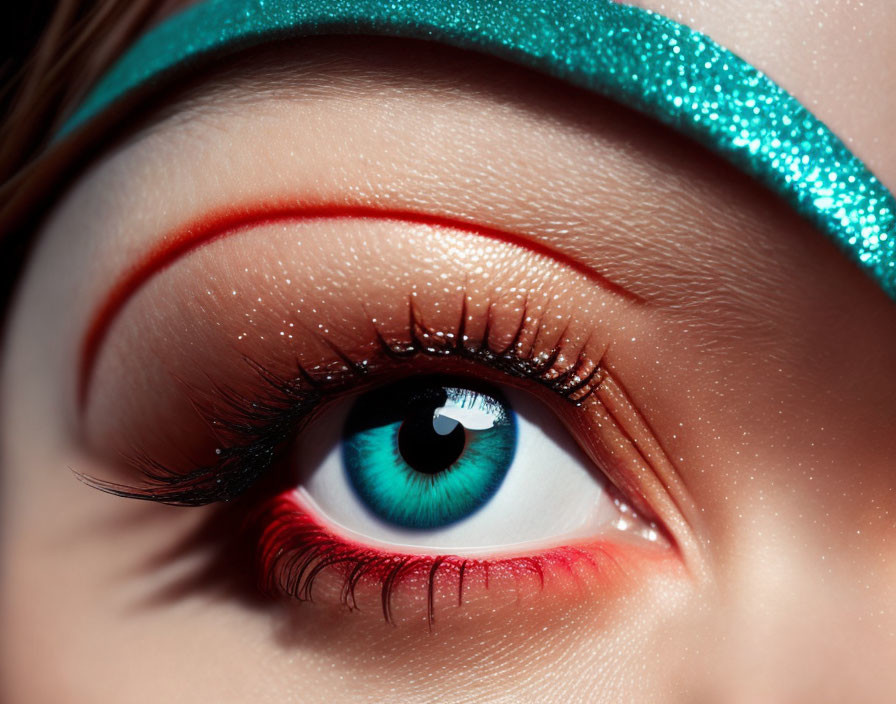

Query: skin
left=2, top=1, right=896, bottom=702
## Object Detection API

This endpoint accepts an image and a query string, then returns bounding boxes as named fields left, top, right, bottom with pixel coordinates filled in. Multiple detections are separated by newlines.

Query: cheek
left=603, top=238, right=896, bottom=593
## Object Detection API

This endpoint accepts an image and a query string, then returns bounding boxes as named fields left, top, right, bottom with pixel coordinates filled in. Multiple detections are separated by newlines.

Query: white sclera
left=294, top=384, right=626, bottom=555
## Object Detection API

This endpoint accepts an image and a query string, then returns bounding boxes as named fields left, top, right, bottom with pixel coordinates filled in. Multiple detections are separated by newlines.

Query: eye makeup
left=248, top=491, right=664, bottom=626
left=82, top=217, right=624, bottom=504
left=77, top=205, right=639, bottom=411
left=81, top=218, right=678, bottom=620
left=53, top=0, right=896, bottom=301
left=84, top=298, right=606, bottom=507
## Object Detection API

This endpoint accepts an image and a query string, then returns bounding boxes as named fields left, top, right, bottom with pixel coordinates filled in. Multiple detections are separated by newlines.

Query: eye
left=299, top=375, right=640, bottom=550
left=80, top=219, right=679, bottom=625
left=342, top=376, right=517, bottom=530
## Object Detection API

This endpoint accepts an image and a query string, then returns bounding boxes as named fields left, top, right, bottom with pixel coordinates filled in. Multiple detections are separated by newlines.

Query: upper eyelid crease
left=78, top=203, right=643, bottom=411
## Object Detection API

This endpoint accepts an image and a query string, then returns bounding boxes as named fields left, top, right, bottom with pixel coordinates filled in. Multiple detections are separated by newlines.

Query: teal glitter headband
left=60, top=0, right=896, bottom=300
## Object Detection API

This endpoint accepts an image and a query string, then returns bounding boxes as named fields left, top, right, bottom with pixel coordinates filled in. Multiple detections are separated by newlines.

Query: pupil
left=398, top=403, right=465, bottom=475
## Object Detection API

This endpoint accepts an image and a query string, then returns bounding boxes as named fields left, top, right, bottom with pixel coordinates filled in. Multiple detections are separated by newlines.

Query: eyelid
left=247, top=491, right=670, bottom=626
left=79, top=305, right=610, bottom=506
left=78, top=204, right=642, bottom=411
left=78, top=217, right=648, bottom=504
left=78, top=215, right=700, bottom=581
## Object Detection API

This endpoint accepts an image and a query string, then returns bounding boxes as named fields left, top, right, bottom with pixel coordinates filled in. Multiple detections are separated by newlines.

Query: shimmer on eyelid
left=78, top=206, right=641, bottom=409
left=58, top=0, right=896, bottom=301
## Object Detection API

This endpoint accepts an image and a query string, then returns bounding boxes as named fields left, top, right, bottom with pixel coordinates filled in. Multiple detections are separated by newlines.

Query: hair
left=0, top=0, right=182, bottom=318
left=1, top=1, right=184, bottom=181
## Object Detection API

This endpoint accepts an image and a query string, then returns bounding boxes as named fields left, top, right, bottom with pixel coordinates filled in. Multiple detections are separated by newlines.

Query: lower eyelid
left=246, top=491, right=671, bottom=626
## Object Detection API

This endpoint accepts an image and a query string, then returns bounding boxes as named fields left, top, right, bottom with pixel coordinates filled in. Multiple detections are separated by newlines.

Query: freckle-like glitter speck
left=59, top=0, right=895, bottom=300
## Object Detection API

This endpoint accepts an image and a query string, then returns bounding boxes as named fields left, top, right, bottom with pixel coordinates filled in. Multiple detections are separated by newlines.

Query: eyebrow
left=78, top=204, right=642, bottom=410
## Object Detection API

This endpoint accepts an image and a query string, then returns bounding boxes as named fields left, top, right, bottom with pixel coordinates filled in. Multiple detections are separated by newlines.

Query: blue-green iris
left=342, top=377, right=517, bottom=529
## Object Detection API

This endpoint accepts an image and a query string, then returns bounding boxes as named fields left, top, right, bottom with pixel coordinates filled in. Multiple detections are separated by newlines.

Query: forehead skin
left=159, top=0, right=893, bottom=188
left=628, top=0, right=896, bottom=187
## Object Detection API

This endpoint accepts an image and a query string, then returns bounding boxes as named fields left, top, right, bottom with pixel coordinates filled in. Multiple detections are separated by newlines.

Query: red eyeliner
left=78, top=203, right=642, bottom=409
left=245, top=492, right=638, bottom=625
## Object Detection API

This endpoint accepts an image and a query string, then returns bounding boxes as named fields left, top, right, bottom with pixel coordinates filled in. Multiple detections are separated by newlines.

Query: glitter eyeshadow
left=59, top=0, right=895, bottom=301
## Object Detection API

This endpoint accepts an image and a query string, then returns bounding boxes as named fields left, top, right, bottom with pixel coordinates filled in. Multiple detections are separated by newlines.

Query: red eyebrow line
left=78, top=203, right=642, bottom=410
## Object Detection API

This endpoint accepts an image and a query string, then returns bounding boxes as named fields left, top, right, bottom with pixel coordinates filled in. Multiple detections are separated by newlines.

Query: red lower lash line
left=246, top=492, right=620, bottom=626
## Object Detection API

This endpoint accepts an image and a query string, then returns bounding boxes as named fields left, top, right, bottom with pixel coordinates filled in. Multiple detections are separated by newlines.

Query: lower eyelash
left=81, top=290, right=607, bottom=506
left=246, top=492, right=611, bottom=626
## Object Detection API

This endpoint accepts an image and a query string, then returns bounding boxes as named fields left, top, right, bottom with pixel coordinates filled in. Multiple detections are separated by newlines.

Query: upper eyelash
left=79, top=292, right=607, bottom=506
